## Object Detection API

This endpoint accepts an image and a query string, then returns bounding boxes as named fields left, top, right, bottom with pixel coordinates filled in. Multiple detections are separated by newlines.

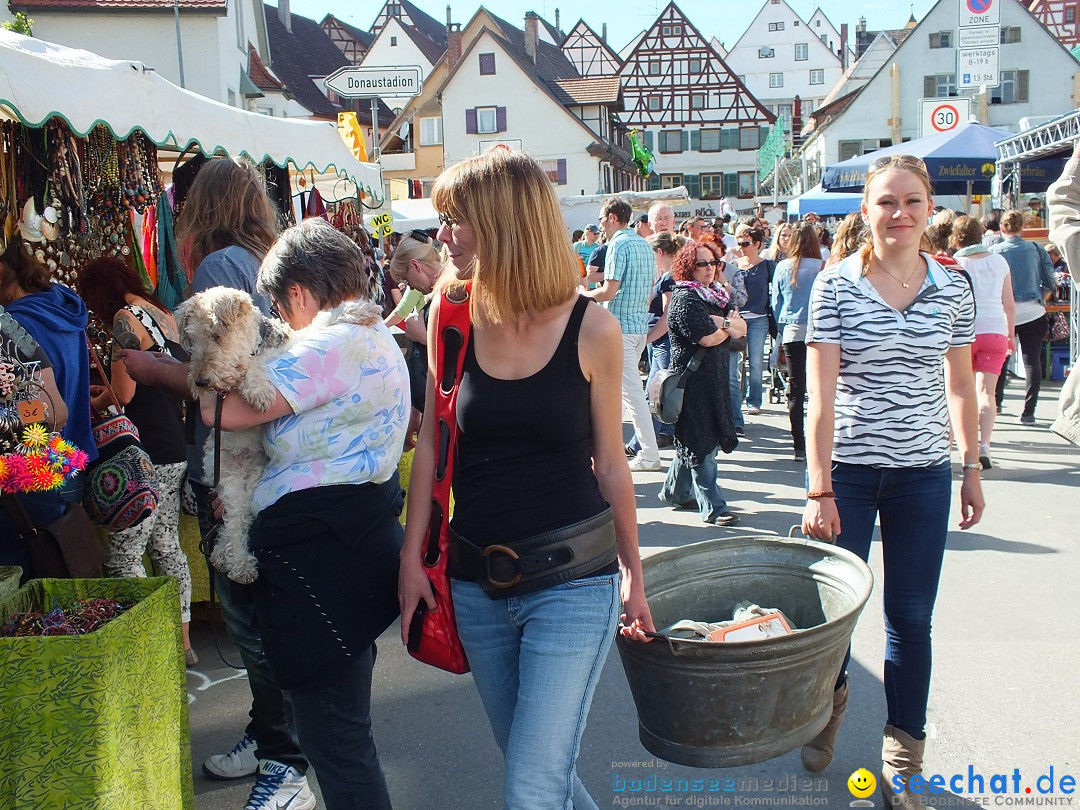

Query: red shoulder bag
left=406, top=282, right=471, bottom=674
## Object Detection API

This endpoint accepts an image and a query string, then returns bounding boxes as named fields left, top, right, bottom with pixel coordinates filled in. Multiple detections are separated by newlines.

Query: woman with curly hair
left=658, top=239, right=746, bottom=525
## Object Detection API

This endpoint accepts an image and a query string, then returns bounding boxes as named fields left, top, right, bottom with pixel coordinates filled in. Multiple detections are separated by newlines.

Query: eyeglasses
left=694, top=259, right=723, bottom=268
left=437, top=212, right=457, bottom=227
left=409, top=229, right=431, bottom=243
left=737, top=241, right=752, bottom=248
left=868, top=154, right=928, bottom=173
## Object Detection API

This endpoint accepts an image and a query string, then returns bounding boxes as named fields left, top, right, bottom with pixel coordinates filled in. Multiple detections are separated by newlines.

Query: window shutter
left=680, top=130, right=689, bottom=152
left=690, top=129, right=701, bottom=151
left=557, top=159, right=567, bottom=185
left=686, top=174, right=701, bottom=199
left=643, top=130, right=654, bottom=151
left=723, top=172, right=738, bottom=196
left=923, top=76, right=936, bottom=97
left=465, top=108, right=477, bottom=134
left=647, top=174, right=661, bottom=191
left=1017, top=70, right=1029, bottom=103
left=496, top=106, right=507, bottom=132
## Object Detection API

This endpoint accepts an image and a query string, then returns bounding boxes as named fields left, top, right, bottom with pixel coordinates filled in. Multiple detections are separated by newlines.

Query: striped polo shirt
left=604, top=228, right=655, bottom=335
left=807, top=253, right=975, bottom=468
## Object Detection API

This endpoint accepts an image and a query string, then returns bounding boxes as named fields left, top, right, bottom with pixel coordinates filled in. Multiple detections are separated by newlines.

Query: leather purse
left=406, top=282, right=471, bottom=675
left=1, top=492, right=106, bottom=579
left=648, top=345, right=709, bottom=425
left=84, top=337, right=160, bottom=531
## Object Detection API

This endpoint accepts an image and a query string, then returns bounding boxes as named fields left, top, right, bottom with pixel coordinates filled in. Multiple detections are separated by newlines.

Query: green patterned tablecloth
left=0, top=566, right=20, bottom=602
left=0, top=577, right=194, bottom=809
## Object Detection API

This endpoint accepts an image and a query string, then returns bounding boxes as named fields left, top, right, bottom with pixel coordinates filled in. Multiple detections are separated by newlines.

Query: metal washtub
left=616, top=535, right=873, bottom=768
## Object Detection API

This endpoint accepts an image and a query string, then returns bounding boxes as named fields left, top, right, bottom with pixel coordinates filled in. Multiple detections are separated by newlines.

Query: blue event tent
left=821, top=122, right=1065, bottom=194
left=788, top=184, right=862, bottom=217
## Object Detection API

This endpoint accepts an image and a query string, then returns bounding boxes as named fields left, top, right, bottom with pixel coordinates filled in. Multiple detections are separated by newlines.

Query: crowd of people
left=0, top=145, right=1075, bottom=810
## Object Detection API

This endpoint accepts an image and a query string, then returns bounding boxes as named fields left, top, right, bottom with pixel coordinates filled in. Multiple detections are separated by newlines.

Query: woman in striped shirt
left=800, top=156, right=984, bottom=810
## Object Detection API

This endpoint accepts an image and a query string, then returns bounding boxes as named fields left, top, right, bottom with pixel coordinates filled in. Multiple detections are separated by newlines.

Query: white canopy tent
left=0, top=30, right=382, bottom=199
left=363, top=198, right=439, bottom=233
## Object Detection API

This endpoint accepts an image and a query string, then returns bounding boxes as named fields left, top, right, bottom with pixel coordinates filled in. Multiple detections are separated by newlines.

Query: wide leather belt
left=450, top=507, right=618, bottom=598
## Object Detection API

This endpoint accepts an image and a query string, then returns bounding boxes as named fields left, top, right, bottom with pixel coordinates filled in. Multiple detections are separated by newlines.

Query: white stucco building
left=723, top=0, right=845, bottom=128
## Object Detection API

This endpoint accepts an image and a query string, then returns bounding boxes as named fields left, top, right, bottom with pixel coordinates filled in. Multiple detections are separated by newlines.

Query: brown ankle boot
left=800, top=682, right=848, bottom=772
left=880, top=725, right=927, bottom=808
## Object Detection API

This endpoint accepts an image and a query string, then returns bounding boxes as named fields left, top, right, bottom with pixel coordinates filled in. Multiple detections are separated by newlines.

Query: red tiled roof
left=248, top=44, right=284, bottom=92
left=12, top=0, right=224, bottom=10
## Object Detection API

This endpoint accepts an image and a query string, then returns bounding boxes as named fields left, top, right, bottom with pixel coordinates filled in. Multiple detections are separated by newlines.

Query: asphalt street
left=188, top=379, right=1079, bottom=810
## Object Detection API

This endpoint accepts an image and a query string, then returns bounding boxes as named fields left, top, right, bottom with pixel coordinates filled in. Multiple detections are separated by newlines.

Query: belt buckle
left=481, top=544, right=522, bottom=589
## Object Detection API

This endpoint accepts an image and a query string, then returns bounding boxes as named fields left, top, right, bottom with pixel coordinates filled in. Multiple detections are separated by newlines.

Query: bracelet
left=962, top=463, right=981, bottom=471
left=807, top=490, right=835, bottom=500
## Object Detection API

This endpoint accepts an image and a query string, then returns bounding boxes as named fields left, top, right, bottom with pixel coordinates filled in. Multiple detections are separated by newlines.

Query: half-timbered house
left=619, top=1, right=774, bottom=206
left=562, top=19, right=622, bottom=77
left=1029, top=0, right=1080, bottom=49
left=320, top=14, right=375, bottom=65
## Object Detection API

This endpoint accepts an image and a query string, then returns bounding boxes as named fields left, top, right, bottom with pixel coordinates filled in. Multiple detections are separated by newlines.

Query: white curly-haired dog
left=176, top=287, right=293, bottom=584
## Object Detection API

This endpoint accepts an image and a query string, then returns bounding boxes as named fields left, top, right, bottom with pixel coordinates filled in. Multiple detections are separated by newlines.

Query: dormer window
left=479, top=53, right=496, bottom=74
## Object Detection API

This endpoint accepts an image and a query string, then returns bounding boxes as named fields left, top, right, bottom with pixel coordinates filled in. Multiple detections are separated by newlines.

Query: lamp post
left=173, top=0, right=186, bottom=88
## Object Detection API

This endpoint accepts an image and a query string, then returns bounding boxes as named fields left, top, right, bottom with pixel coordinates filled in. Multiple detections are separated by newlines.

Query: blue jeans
left=451, top=574, right=620, bottom=810
left=629, top=337, right=674, bottom=454
left=286, top=645, right=391, bottom=810
left=728, top=316, right=769, bottom=420
left=659, top=449, right=729, bottom=522
left=190, top=480, right=308, bottom=772
left=831, top=461, right=952, bottom=739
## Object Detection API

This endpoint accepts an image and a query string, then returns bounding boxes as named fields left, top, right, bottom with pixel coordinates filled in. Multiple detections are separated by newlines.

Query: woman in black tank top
left=79, top=257, right=195, bottom=665
left=399, top=150, right=655, bottom=810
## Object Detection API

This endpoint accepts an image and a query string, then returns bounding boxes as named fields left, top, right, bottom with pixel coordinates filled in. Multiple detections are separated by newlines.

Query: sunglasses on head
left=694, top=259, right=723, bottom=268
left=868, top=154, right=928, bottom=173
left=409, top=229, right=431, bottom=243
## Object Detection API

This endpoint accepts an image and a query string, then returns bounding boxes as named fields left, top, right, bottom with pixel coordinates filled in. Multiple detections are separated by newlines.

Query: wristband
left=962, top=463, right=981, bottom=471
left=807, top=490, right=835, bottom=500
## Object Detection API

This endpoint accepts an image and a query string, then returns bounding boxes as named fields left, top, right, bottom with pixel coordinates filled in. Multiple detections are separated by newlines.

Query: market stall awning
left=0, top=30, right=382, bottom=199
left=788, top=184, right=862, bottom=217
left=363, top=198, right=439, bottom=232
left=821, top=121, right=1065, bottom=195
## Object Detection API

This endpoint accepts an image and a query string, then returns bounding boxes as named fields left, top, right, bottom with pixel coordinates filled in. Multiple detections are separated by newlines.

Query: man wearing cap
left=575, top=224, right=601, bottom=267
left=635, top=216, right=653, bottom=239
left=585, top=196, right=662, bottom=471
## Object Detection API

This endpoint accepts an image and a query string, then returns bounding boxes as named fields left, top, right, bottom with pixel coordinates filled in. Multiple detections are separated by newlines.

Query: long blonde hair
left=830, top=212, right=868, bottom=264
left=388, top=233, right=442, bottom=284
left=786, top=221, right=822, bottom=288
left=175, top=158, right=280, bottom=274
left=858, top=156, right=934, bottom=273
left=431, top=149, right=579, bottom=325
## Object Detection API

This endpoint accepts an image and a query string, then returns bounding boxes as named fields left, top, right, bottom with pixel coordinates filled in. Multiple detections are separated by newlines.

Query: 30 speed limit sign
left=920, top=98, right=972, bottom=138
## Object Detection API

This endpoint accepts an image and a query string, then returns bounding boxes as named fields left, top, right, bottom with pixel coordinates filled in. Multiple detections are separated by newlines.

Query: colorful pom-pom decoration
left=0, top=430, right=89, bottom=494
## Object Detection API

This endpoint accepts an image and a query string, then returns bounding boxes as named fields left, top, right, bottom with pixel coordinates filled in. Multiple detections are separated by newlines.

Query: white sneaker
left=244, top=760, right=316, bottom=810
left=746, top=405, right=761, bottom=415
left=202, top=733, right=258, bottom=780
left=628, top=454, right=662, bottom=472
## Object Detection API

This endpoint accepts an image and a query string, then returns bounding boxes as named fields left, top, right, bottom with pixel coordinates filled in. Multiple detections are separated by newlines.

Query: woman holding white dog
left=201, top=218, right=409, bottom=810
left=399, top=149, right=654, bottom=810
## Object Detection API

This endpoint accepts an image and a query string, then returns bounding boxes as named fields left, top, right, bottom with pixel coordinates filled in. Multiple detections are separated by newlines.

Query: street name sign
left=957, top=46, right=999, bottom=88
left=959, top=0, right=999, bottom=28
left=920, top=98, right=972, bottom=137
left=324, top=66, right=423, bottom=99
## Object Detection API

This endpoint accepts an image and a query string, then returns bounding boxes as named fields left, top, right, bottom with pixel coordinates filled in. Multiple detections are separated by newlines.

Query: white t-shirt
left=253, top=320, right=410, bottom=514
left=955, top=253, right=1010, bottom=336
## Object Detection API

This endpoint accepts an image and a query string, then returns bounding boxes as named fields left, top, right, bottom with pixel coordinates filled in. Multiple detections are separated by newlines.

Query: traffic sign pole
left=371, top=98, right=380, bottom=162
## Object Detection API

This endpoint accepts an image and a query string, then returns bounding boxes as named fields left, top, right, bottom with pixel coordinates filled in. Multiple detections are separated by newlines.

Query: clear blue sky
left=285, top=0, right=938, bottom=54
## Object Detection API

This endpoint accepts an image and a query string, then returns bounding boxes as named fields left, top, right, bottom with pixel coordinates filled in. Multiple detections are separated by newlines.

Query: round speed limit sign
left=931, top=103, right=959, bottom=133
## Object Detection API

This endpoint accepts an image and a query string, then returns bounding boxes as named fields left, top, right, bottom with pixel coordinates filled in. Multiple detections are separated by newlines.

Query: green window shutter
left=680, top=130, right=689, bottom=152
left=690, top=129, right=701, bottom=151
left=721, top=128, right=739, bottom=150
left=686, top=174, right=701, bottom=199
left=1017, top=70, right=1029, bottom=103
left=644, top=130, right=654, bottom=151
left=723, top=172, right=739, bottom=196
left=923, top=75, right=936, bottom=97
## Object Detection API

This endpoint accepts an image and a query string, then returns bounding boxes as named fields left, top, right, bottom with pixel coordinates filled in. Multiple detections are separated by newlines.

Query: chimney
left=840, top=23, right=848, bottom=69
left=447, top=22, right=463, bottom=69
left=555, top=8, right=560, bottom=35
left=601, top=22, right=608, bottom=43
left=446, top=4, right=452, bottom=25
left=277, top=0, right=291, bottom=32
left=524, top=11, right=539, bottom=64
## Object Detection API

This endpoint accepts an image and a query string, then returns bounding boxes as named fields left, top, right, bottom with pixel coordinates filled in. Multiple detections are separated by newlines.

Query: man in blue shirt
left=574, top=224, right=601, bottom=267
left=585, top=197, right=661, bottom=470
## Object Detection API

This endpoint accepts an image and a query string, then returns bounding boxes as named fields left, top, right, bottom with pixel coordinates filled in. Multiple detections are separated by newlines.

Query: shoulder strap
left=684, top=344, right=711, bottom=374
left=86, top=335, right=123, bottom=414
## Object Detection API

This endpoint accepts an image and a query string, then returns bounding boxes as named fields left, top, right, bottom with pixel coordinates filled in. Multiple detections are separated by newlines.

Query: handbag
left=648, top=344, right=709, bottom=425
left=84, top=337, right=160, bottom=531
left=405, top=282, right=471, bottom=674
left=1, top=492, right=105, bottom=579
